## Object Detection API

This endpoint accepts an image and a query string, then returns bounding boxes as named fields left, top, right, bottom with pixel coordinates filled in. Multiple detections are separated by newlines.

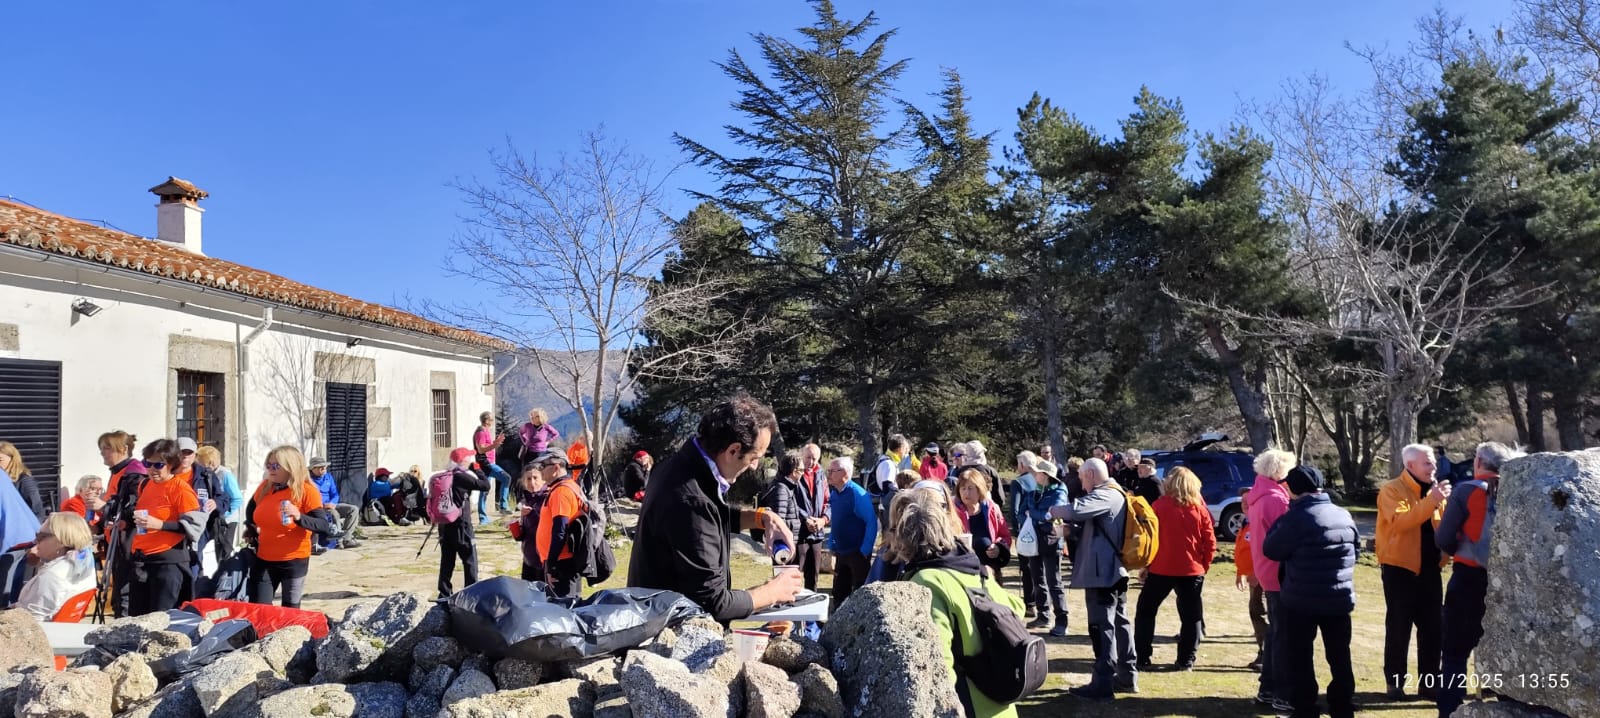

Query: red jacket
left=1149, top=496, right=1217, bottom=577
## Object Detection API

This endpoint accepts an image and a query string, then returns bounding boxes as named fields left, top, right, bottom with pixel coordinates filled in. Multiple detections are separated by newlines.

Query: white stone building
left=0, top=178, right=504, bottom=506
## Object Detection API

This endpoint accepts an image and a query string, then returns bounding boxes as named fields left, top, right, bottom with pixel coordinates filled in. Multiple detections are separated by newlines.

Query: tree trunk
left=1040, top=320, right=1066, bottom=465
left=1504, top=378, right=1529, bottom=446
left=1527, top=385, right=1548, bottom=452
left=1552, top=389, right=1588, bottom=451
left=1202, top=320, right=1275, bottom=452
left=853, top=385, right=880, bottom=469
left=1388, top=392, right=1420, bottom=471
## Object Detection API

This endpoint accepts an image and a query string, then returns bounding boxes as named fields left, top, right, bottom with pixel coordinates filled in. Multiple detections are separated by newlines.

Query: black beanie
left=1285, top=466, right=1323, bottom=495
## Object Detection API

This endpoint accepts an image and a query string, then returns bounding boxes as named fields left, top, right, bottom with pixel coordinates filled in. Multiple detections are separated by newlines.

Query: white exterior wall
left=0, top=249, right=495, bottom=502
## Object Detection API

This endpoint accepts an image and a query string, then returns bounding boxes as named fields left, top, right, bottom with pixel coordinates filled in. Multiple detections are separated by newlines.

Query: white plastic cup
left=134, top=509, right=149, bottom=535
left=773, top=564, right=801, bottom=580
left=731, top=630, right=770, bottom=661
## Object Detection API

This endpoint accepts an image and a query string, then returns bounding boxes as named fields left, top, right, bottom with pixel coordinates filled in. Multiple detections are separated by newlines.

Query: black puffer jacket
left=1262, top=492, right=1360, bottom=616
left=758, top=474, right=803, bottom=541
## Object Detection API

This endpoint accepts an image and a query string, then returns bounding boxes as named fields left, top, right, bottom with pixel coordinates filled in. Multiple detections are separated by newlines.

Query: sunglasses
left=952, top=453, right=965, bottom=459
left=264, top=461, right=282, bottom=471
left=147, top=461, right=166, bottom=470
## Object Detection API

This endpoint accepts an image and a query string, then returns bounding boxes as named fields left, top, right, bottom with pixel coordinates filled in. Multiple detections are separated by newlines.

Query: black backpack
left=950, top=574, right=1048, bottom=705
left=554, top=480, right=615, bottom=586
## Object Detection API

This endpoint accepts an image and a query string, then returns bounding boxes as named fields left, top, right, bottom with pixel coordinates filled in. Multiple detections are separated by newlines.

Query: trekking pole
left=415, top=524, right=435, bottom=559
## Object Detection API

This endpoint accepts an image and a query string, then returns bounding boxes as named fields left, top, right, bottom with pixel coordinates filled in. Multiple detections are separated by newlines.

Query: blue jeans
left=487, top=464, right=513, bottom=510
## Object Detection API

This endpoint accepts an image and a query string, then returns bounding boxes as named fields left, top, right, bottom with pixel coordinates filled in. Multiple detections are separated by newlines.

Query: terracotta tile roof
left=0, top=198, right=508, bottom=351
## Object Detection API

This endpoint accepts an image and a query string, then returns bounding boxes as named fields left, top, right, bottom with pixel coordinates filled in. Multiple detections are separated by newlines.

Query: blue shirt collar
left=691, top=437, right=730, bottom=497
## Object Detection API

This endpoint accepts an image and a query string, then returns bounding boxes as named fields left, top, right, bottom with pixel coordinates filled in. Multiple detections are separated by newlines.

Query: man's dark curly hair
left=697, top=393, right=778, bottom=457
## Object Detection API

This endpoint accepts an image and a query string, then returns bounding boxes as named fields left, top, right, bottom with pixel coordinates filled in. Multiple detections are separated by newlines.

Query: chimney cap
left=149, top=176, right=208, bottom=203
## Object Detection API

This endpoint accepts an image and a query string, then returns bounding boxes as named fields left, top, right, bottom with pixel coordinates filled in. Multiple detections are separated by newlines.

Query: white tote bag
left=1016, top=517, right=1039, bottom=557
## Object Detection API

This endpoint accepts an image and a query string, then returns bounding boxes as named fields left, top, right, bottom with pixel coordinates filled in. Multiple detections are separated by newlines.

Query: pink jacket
left=1245, top=474, right=1291, bottom=592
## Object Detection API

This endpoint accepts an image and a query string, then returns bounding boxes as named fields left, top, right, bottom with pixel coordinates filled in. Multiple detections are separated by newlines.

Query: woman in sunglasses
left=243, top=446, right=332, bottom=608
left=12, top=511, right=96, bottom=619
left=126, top=439, right=201, bottom=616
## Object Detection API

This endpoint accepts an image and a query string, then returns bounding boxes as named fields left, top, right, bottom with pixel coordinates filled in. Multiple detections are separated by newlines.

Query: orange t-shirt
left=130, top=477, right=200, bottom=555
left=252, top=482, right=324, bottom=562
left=537, top=479, right=584, bottom=562
left=568, top=441, right=590, bottom=483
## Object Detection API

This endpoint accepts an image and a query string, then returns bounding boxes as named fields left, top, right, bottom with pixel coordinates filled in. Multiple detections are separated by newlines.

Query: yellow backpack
left=1120, top=489, right=1160, bottom=570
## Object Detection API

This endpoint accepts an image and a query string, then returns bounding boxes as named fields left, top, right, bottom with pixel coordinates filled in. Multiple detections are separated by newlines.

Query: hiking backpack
left=426, top=469, right=461, bottom=525
left=552, top=480, right=616, bottom=585
left=952, top=574, right=1048, bottom=704
left=1119, top=488, right=1160, bottom=570
left=862, top=456, right=895, bottom=496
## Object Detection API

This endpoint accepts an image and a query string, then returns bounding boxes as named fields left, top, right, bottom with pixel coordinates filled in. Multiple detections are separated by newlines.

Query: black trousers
left=1134, top=573, right=1205, bottom=665
left=546, top=564, right=583, bottom=599
left=1439, top=564, right=1488, bottom=717
left=1280, top=605, right=1355, bottom=718
left=521, top=561, right=545, bottom=583
left=1259, top=590, right=1284, bottom=696
left=1381, top=564, right=1442, bottom=691
left=111, top=552, right=134, bottom=618
left=249, top=556, right=310, bottom=608
left=437, top=524, right=479, bottom=599
left=831, top=550, right=870, bottom=608
left=1085, top=576, right=1137, bottom=693
left=796, top=541, right=820, bottom=592
left=128, top=558, right=188, bottom=617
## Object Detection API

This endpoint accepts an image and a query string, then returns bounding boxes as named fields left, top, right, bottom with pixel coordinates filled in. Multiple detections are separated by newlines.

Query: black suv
left=1143, top=434, right=1256, bottom=541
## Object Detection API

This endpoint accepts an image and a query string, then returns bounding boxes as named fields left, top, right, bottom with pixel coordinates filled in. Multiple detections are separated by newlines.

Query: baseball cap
left=177, top=437, right=198, bottom=453
left=374, top=468, right=392, bottom=478
left=634, top=450, right=649, bottom=460
left=531, top=450, right=569, bottom=467
left=448, top=448, right=474, bottom=465
left=309, top=456, right=331, bottom=469
left=924, top=442, right=940, bottom=454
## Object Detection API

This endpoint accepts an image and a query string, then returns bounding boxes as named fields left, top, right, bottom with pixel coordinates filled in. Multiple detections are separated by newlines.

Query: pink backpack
left=426, top=469, right=461, bottom=525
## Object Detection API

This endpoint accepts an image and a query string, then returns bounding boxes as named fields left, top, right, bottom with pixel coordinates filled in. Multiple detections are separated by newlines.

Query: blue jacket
left=1019, top=480, right=1068, bottom=548
left=828, top=481, right=877, bottom=557
left=218, top=467, right=245, bottom=523
left=313, top=471, right=339, bottom=506
left=1262, top=493, right=1359, bottom=616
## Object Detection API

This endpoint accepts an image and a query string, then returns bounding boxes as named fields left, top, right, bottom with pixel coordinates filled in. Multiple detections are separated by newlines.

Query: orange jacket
left=1375, top=473, right=1447, bottom=575
left=1235, top=523, right=1254, bottom=578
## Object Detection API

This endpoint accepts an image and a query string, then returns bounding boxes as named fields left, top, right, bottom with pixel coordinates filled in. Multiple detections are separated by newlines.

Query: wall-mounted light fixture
left=71, top=298, right=103, bottom=317
left=346, top=337, right=363, bottom=348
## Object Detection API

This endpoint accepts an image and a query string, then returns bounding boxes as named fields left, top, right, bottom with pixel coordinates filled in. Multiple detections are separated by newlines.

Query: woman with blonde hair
left=12, top=512, right=97, bottom=619
left=0, top=441, right=46, bottom=522
left=244, top=446, right=334, bottom=608
left=519, top=408, right=561, bottom=460
left=897, top=488, right=1027, bottom=717
left=1245, top=448, right=1298, bottom=707
left=1133, top=466, right=1217, bottom=670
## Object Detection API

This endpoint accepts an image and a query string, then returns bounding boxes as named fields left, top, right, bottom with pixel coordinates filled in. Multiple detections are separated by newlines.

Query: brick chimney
left=149, top=176, right=208, bottom=255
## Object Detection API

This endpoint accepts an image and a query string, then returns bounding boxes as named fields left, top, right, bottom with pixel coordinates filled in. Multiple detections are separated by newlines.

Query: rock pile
left=10, top=590, right=875, bottom=718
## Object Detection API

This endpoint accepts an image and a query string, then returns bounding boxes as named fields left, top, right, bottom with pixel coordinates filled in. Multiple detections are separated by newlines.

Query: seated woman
left=12, top=512, right=97, bottom=620
left=894, top=487, right=1027, bottom=718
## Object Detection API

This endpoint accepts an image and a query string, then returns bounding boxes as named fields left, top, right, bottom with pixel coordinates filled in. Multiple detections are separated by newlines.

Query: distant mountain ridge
left=494, top=350, right=633, bottom=444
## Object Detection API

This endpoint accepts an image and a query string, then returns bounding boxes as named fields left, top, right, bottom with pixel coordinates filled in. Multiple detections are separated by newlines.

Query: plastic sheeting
left=149, top=619, right=258, bottom=680
left=447, top=576, right=704, bottom=662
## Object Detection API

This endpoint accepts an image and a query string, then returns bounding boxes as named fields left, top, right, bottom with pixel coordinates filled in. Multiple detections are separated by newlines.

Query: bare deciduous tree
left=255, top=334, right=372, bottom=457
left=429, top=131, right=755, bottom=469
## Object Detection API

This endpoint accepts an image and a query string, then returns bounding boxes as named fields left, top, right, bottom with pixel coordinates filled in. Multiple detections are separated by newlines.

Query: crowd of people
left=0, top=394, right=1521, bottom=718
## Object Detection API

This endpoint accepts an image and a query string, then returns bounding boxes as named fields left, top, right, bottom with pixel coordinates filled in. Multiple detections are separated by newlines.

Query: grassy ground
left=309, top=516, right=1440, bottom=718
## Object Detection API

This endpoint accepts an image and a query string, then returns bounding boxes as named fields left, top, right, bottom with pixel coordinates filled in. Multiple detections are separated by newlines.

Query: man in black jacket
left=794, top=443, right=828, bottom=591
left=1263, top=466, right=1360, bottom=718
left=438, top=448, right=491, bottom=599
left=627, top=394, right=802, bottom=623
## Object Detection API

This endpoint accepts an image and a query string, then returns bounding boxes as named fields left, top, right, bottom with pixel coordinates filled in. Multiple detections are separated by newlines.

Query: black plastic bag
left=149, top=619, right=259, bottom=681
left=447, top=576, right=704, bottom=662
left=196, top=547, right=254, bottom=601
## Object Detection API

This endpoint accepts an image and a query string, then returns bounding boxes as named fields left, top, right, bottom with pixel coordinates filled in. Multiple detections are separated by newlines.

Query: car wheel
left=1220, top=505, right=1245, bottom=542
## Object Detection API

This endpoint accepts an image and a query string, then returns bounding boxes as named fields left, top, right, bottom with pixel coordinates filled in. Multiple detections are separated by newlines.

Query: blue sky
left=2, top=1, right=1513, bottom=319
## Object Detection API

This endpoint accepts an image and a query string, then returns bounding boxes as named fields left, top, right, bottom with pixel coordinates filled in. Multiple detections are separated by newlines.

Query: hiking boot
left=1026, top=615, right=1051, bottom=630
left=311, top=544, right=327, bottom=556
left=339, top=539, right=363, bottom=549
left=1113, top=679, right=1139, bottom=694
left=1247, top=657, right=1262, bottom=671
left=1049, top=624, right=1069, bottom=638
left=1172, top=661, right=1194, bottom=672
left=1136, top=657, right=1153, bottom=670
left=1270, top=697, right=1293, bottom=713
left=1255, top=689, right=1277, bottom=706
left=1417, top=687, right=1439, bottom=702
left=1023, top=606, right=1036, bottom=619
left=1385, top=686, right=1406, bottom=701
